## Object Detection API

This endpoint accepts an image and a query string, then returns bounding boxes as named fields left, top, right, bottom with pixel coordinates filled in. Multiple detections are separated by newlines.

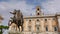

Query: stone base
left=8, top=31, right=59, bottom=34
left=8, top=30, right=22, bottom=34
left=23, top=32, right=58, bottom=34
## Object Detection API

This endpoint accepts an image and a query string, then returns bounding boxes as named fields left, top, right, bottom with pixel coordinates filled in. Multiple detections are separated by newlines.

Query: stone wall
left=23, top=17, right=58, bottom=32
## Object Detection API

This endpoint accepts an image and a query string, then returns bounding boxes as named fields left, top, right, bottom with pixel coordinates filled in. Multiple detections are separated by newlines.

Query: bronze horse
left=10, top=9, right=24, bottom=31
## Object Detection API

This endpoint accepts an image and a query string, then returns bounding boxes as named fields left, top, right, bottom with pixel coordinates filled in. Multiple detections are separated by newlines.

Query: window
left=37, top=19, right=39, bottom=21
left=54, top=27, right=57, bottom=31
left=28, top=26, right=31, bottom=31
left=29, top=20, right=31, bottom=23
left=37, top=27, right=39, bottom=31
left=36, top=19, right=40, bottom=25
left=46, top=26, right=48, bottom=31
left=37, top=13, right=40, bottom=15
left=37, top=8, right=39, bottom=10
left=36, top=27, right=40, bottom=32
left=45, top=19, right=47, bottom=21
left=45, top=19, right=47, bottom=23
left=29, top=20, right=31, bottom=22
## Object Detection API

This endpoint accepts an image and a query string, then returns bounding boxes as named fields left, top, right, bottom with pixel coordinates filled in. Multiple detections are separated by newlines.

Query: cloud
left=0, top=0, right=35, bottom=15
left=41, top=0, right=60, bottom=14
left=0, top=0, right=35, bottom=26
left=0, top=0, right=60, bottom=26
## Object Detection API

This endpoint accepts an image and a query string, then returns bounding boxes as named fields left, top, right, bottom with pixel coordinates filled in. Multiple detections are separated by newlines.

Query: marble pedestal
left=8, top=30, right=23, bottom=34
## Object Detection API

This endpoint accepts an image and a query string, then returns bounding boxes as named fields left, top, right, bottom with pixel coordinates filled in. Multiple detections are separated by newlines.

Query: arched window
left=37, top=19, right=39, bottom=21
left=36, top=19, right=40, bottom=25
left=45, top=19, right=47, bottom=23
left=37, top=13, right=40, bottom=15
left=29, top=20, right=31, bottom=24
left=29, top=20, right=31, bottom=22
left=37, top=8, right=39, bottom=10
left=45, top=19, right=47, bottom=21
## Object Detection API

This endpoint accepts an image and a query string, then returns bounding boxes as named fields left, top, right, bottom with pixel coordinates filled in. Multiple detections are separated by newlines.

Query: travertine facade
left=9, top=6, right=60, bottom=34
left=23, top=6, right=60, bottom=34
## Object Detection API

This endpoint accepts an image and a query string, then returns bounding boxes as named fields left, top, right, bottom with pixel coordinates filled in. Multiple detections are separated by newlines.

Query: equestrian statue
left=8, top=9, right=24, bottom=32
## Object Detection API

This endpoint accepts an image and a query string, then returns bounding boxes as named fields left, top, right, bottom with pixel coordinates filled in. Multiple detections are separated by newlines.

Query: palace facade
left=9, top=6, right=60, bottom=34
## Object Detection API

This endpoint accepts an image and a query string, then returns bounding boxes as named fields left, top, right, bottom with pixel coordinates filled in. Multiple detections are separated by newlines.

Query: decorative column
left=57, top=16, right=60, bottom=32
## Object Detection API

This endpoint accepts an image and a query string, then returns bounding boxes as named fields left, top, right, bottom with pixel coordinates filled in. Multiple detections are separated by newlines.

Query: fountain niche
left=8, top=9, right=24, bottom=34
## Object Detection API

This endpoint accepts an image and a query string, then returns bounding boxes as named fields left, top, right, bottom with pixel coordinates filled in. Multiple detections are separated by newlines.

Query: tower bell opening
left=36, top=6, right=43, bottom=16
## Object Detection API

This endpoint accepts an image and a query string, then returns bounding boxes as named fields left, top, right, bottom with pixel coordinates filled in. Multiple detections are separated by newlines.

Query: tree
left=0, top=25, right=9, bottom=34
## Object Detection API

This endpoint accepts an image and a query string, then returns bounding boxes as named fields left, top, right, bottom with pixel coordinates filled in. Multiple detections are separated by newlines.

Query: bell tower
left=36, top=6, right=42, bottom=16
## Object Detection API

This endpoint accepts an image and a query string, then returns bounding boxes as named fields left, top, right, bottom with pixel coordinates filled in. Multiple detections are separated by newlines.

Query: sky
left=0, top=0, right=60, bottom=34
left=0, top=0, right=60, bottom=26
